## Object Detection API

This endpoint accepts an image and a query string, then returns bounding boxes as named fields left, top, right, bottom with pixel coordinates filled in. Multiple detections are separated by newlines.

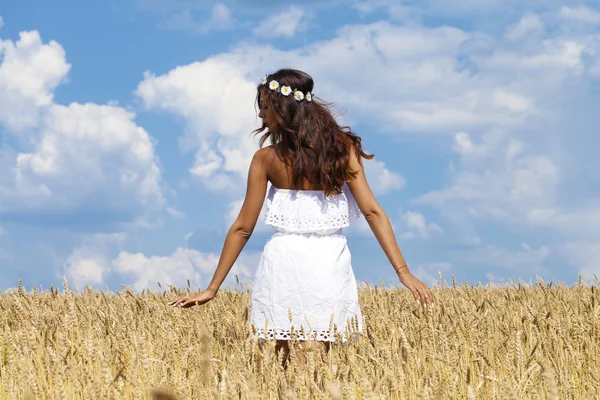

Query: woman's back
left=262, top=145, right=327, bottom=192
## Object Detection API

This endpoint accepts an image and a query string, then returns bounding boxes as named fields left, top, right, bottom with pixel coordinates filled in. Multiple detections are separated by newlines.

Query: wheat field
left=0, top=274, right=598, bottom=399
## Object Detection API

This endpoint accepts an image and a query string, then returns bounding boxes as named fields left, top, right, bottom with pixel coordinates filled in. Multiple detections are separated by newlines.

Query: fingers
left=421, top=287, right=434, bottom=305
left=411, top=289, right=419, bottom=302
left=413, top=287, right=435, bottom=305
left=179, top=299, right=195, bottom=308
left=169, top=296, right=201, bottom=308
left=168, top=296, right=189, bottom=307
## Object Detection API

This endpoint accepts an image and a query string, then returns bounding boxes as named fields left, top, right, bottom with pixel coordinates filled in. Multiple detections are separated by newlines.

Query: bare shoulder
left=346, top=146, right=365, bottom=191
left=347, top=146, right=363, bottom=175
left=253, top=146, right=276, bottom=162
left=250, top=146, right=275, bottom=168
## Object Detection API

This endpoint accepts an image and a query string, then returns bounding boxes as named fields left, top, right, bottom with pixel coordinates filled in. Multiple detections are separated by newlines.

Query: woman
left=169, top=68, right=434, bottom=364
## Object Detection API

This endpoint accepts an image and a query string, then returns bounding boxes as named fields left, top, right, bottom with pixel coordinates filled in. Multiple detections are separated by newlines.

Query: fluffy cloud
left=63, top=233, right=126, bottom=289
left=135, top=59, right=262, bottom=193
left=400, top=211, right=443, bottom=239
left=111, top=247, right=259, bottom=293
left=253, top=7, right=307, bottom=38
left=0, top=30, right=165, bottom=227
left=416, top=130, right=559, bottom=223
left=235, top=22, right=544, bottom=134
left=363, top=159, right=406, bottom=195
left=1, top=102, right=164, bottom=224
left=112, top=248, right=216, bottom=292
left=63, top=232, right=260, bottom=292
left=0, top=31, right=70, bottom=131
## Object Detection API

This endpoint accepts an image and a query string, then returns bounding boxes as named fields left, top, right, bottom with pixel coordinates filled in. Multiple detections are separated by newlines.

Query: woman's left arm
left=169, top=148, right=269, bottom=307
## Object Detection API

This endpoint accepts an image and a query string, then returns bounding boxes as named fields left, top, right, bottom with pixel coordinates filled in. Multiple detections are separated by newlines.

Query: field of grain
left=0, top=275, right=598, bottom=399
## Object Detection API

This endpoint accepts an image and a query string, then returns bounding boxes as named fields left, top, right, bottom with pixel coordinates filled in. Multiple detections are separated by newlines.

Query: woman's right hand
left=168, top=289, right=216, bottom=308
left=398, top=271, right=435, bottom=305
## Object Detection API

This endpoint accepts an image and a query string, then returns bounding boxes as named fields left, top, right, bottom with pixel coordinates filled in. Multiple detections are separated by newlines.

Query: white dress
left=250, top=183, right=364, bottom=342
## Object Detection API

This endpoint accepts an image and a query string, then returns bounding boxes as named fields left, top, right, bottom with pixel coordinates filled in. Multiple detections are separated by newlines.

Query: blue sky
left=1, top=0, right=599, bottom=293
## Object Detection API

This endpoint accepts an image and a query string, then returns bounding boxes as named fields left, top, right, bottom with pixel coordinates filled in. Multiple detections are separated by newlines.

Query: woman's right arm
left=346, top=150, right=434, bottom=305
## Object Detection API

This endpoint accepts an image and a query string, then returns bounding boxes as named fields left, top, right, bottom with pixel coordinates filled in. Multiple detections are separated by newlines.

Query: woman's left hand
left=398, top=272, right=435, bottom=305
left=168, top=290, right=216, bottom=308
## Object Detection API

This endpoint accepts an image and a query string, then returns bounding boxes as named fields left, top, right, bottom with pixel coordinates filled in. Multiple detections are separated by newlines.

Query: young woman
left=168, top=68, right=434, bottom=363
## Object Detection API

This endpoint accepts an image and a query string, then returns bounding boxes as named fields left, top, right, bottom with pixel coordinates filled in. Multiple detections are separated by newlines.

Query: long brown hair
left=252, top=68, right=373, bottom=196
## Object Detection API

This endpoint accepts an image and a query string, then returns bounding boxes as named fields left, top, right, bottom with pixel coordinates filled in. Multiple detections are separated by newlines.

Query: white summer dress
left=250, top=183, right=364, bottom=342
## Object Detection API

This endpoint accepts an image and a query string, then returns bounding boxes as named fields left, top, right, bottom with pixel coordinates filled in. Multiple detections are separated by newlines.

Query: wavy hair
left=252, top=68, right=373, bottom=196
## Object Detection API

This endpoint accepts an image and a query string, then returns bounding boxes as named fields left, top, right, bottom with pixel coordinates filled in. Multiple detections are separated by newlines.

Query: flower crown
left=261, top=76, right=312, bottom=102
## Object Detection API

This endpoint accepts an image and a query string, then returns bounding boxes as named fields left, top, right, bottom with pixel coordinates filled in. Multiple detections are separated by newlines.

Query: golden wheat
left=0, top=275, right=598, bottom=399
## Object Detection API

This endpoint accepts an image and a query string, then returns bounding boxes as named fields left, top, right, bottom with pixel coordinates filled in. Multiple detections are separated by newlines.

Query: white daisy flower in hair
left=294, top=91, right=305, bottom=101
left=269, top=80, right=279, bottom=91
left=262, top=76, right=268, bottom=85
left=280, top=86, right=292, bottom=96
left=306, top=92, right=312, bottom=102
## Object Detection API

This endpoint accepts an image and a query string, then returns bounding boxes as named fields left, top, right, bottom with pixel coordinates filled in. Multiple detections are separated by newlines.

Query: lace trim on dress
left=264, top=183, right=361, bottom=234
left=253, top=327, right=361, bottom=343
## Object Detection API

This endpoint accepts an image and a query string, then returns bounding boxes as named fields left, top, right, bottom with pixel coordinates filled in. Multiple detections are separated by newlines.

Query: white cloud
left=63, top=233, right=126, bottom=290
left=253, top=7, right=307, bottom=38
left=415, top=130, right=559, bottom=224
left=0, top=30, right=165, bottom=228
left=1, top=103, right=164, bottom=218
left=65, top=256, right=107, bottom=288
left=0, top=30, right=70, bottom=131
left=135, top=59, right=262, bottom=194
left=559, top=6, right=600, bottom=25
left=112, top=248, right=215, bottom=292
left=400, top=211, right=443, bottom=239
left=478, top=39, right=586, bottom=75
left=364, top=159, right=406, bottom=195
left=63, top=231, right=259, bottom=293
left=112, top=247, right=258, bottom=293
